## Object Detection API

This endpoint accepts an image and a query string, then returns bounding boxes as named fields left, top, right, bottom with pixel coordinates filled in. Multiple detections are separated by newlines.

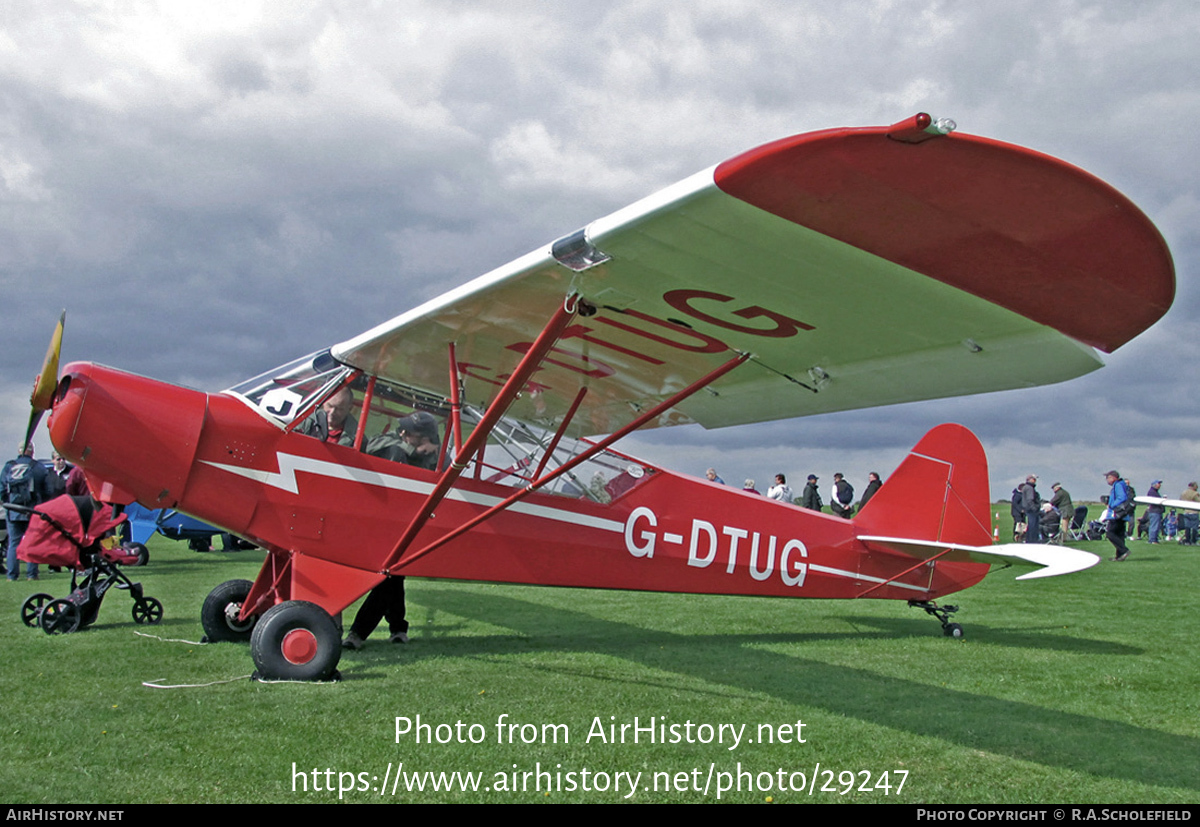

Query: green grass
left=1, top=511, right=1197, bottom=804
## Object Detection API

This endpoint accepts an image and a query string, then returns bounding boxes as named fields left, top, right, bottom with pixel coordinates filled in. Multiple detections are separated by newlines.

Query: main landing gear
left=201, top=581, right=342, bottom=681
left=201, top=579, right=257, bottom=643
left=250, top=601, right=341, bottom=681
left=909, top=600, right=964, bottom=638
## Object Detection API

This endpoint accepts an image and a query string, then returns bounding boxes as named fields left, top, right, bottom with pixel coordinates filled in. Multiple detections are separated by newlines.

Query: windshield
left=226, top=350, right=349, bottom=424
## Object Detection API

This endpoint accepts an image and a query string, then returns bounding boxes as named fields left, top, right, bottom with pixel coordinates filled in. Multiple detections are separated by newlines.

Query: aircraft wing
left=1136, top=496, right=1200, bottom=511
left=332, top=114, right=1174, bottom=437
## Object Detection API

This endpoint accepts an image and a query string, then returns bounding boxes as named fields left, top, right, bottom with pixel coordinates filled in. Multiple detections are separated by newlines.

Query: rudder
left=853, top=423, right=992, bottom=547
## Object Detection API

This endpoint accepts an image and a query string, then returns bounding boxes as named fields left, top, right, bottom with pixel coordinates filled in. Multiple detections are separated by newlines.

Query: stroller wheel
left=41, top=599, right=82, bottom=635
left=124, top=542, right=150, bottom=567
left=21, top=593, right=55, bottom=627
left=201, top=579, right=256, bottom=642
left=132, top=597, right=164, bottom=625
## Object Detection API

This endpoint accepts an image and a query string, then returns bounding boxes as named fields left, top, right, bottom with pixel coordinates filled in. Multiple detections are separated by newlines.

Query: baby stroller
left=9, top=494, right=163, bottom=634
left=1085, top=519, right=1109, bottom=541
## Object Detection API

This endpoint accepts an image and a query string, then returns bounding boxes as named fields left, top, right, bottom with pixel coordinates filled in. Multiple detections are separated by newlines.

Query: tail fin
left=854, top=423, right=992, bottom=547
left=855, top=423, right=1099, bottom=580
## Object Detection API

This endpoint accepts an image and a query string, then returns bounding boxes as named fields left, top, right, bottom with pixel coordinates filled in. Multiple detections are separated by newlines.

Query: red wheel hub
left=281, top=628, right=318, bottom=665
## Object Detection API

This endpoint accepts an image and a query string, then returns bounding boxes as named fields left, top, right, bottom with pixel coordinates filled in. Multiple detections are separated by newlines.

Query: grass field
left=2, top=508, right=1197, bottom=804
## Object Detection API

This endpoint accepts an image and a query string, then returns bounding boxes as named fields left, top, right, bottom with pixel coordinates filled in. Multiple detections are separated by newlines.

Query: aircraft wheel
left=21, top=593, right=55, bottom=627
left=250, top=601, right=341, bottom=681
left=201, top=579, right=257, bottom=642
left=40, top=599, right=81, bottom=635
left=944, top=623, right=964, bottom=639
left=124, top=542, right=150, bottom=566
left=132, top=596, right=164, bottom=625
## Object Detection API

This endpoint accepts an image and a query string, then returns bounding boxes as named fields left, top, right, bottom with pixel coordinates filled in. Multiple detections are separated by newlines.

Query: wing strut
left=388, top=350, right=751, bottom=575
left=444, top=342, right=464, bottom=465
left=532, top=386, right=589, bottom=480
left=377, top=294, right=585, bottom=573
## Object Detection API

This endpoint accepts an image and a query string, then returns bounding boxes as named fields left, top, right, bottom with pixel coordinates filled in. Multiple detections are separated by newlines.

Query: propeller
left=25, top=310, right=65, bottom=449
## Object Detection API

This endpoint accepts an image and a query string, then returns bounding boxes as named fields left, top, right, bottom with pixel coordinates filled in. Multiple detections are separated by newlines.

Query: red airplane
left=35, top=114, right=1174, bottom=680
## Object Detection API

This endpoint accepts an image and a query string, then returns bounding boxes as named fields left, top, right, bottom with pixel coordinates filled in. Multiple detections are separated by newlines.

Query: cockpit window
left=226, top=350, right=350, bottom=424
left=227, top=354, right=654, bottom=502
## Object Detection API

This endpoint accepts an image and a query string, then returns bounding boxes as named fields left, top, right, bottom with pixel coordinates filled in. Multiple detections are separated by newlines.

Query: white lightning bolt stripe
left=201, top=453, right=625, bottom=534
left=807, top=564, right=930, bottom=594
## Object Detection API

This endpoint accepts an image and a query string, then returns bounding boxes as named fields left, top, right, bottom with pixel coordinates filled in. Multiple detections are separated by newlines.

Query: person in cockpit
left=295, top=387, right=358, bottom=446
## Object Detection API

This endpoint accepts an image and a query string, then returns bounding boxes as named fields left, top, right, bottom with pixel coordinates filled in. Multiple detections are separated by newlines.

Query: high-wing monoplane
left=39, top=114, right=1174, bottom=679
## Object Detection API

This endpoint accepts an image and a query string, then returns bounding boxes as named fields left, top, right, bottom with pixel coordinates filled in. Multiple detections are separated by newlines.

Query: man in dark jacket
left=295, top=387, right=358, bottom=446
left=3, top=442, right=50, bottom=580
left=1145, top=480, right=1165, bottom=544
left=1020, top=475, right=1042, bottom=543
left=801, top=475, right=822, bottom=511
left=831, top=473, right=854, bottom=519
left=859, top=472, right=882, bottom=510
left=1049, top=483, right=1073, bottom=544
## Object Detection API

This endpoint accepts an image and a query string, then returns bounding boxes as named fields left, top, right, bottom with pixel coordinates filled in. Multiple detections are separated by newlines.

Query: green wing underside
left=333, top=167, right=1102, bottom=437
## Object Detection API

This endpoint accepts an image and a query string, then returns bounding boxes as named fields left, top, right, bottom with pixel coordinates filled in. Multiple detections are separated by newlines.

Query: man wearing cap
left=1020, top=474, right=1042, bottom=543
left=1104, top=471, right=1132, bottom=561
left=396, top=411, right=441, bottom=471
left=365, top=411, right=441, bottom=469
left=801, top=474, right=822, bottom=511
left=1179, top=482, right=1200, bottom=545
left=1049, top=483, right=1073, bottom=544
left=1144, top=480, right=1166, bottom=544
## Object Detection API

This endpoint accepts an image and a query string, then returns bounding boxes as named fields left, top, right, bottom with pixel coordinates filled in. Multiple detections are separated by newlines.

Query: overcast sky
left=1, top=1, right=1196, bottom=507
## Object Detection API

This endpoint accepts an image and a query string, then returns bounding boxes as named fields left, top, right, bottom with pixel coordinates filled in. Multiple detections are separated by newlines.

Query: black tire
left=41, top=599, right=81, bottom=635
left=944, top=623, right=965, bottom=639
left=21, top=593, right=55, bottom=628
left=250, top=601, right=341, bottom=681
left=124, top=542, right=150, bottom=566
left=132, top=596, right=163, bottom=625
left=201, top=579, right=257, bottom=642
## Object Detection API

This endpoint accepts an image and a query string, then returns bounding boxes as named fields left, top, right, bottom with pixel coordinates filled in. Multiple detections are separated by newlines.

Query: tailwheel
left=200, top=579, right=256, bottom=642
left=250, top=601, right=341, bottom=681
left=21, top=593, right=54, bottom=627
left=908, top=600, right=964, bottom=638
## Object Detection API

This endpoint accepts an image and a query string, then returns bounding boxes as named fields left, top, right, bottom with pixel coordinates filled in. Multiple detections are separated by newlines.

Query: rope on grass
left=143, top=675, right=252, bottom=689
left=142, top=675, right=342, bottom=688
left=133, top=630, right=207, bottom=645
left=132, top=631, right=342, bottom=687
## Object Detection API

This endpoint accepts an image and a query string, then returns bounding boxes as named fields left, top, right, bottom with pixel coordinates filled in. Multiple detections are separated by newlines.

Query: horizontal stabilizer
left=1135, top=496, right=1200, bottom=512
left=857, top=535, right=1100, bottom=580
